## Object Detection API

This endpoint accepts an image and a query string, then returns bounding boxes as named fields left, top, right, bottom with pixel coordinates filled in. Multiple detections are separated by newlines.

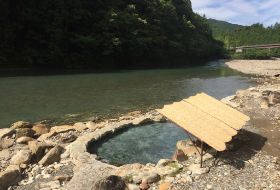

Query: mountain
left=207, top=18, right=244, bottom=31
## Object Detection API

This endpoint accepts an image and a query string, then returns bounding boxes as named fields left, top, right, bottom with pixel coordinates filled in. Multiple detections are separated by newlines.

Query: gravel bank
left=220, top=59, right=280, bottom=76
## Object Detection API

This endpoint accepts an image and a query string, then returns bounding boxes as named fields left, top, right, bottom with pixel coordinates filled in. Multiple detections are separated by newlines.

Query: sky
left=191, top=0, right=280, bottom=27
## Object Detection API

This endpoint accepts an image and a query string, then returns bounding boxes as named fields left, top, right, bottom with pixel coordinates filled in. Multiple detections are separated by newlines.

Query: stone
left=0, top=138, right=14, bottom=149
left=86, top=121, right=97, bottom=130
left=128, top=184, right=140, bottom=190
left=39, top=180, right=61, bottom=189
left=176, top=139, right=193, bottom=150
left=181, top=174, right=193, bottom=182
left=31, top=166, right=42, bottom=177
left=37, top=131, right=57, bottom=141
left=118, top=116, right=135, bottom=121
left=0, top=149, right=9, bottom=158
left=20, top=163, right=27, bottom=169
left=139, top=183, right=149, bottom=190
left=28, top=141, right=53, bottom=159
left=159, top=183, right=172, bottom=190
left=153, top=115, right=166, bottom=122
left=132, top=117, right=152, bottom=125
left=188, top=164, right=209, bottom=174
left=16, top=128, right=36, bottom=139
left=94, top=175, right=127, bottom=190
left=156, top=159, right=172, bottom=168
left=10, top=121, right=32, bottom=129
left=38, top=145, right=63, bottom=166
left=262, top=90, right=272, bottom=96
left=73, top=122, right=88, bottom=132
left=164, top=176, right=175, bottom=183
left=32, top=124, right=51, bottom=135
left=142, top=173, right=160, bottom=184
left=14, top=144, right=29, bottom=151
left=128, top=111, right=142, bottom=116
left=260, top=97, right=269, bottom=109
left=10, top=150, right=32, bottom=165
left=207, top=184, right=212, bottom=189
left=54, top=174, right=70, bottom=182
left=60, top=135, right=77, bottom=143
left=183, top=147, right=201, bottom=156
left=16, top=137, right=36, bottom=144
left=0, top=165, right=21, bottom=190
left=0, top=128, right=16, bottom=139
left=43, top=174, right=51, bottom=178
left=51, top=125, right=75, bottom=133
left=172, top=149, right=188, bottom=162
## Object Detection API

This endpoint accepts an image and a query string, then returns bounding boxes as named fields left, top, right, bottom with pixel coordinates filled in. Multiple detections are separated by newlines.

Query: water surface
left=0, top=61, right=255, bottom=128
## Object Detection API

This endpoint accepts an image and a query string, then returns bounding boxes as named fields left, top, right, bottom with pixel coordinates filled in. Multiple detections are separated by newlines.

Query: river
left=0, top=61, right=255, bottom=129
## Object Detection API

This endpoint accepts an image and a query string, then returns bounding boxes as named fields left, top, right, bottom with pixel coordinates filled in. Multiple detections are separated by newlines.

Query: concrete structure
left=236, top=44, right=280, bottom=52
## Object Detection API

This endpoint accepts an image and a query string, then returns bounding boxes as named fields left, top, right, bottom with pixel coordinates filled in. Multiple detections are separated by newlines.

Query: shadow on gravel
left=212, top=130, right=267, bottom=170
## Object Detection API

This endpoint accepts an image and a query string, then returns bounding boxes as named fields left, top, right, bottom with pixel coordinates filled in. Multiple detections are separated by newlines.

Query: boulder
left=183, top=147, right=201, bottom=156
left=37, top=131, right=57, bottom=142
left=60, top=135, right=77, bottom=143
left=176, top=139, right=193, bottom=150
left=10, top=121, right=32, bottom=129
left=73, top=122, right=88, bottom=132
left=31, top=166, right=42, bottom=177
left=132, top=117, right=153, bottom=125
left=28, top=141, right=53, bottom=159
left=262, top=90, right=272, bottom=96
left=39, top=180, right=61, bottom=189
left=0, top=149, right=9, bottom=158
left=94, top=175, right=127, bottom=190
left=172, top=149, right=188, bottom=162
left=153, top=115, right=166, bottom=122
left=38, top=145, right=63, bottom=166
left=159, top=183, right=172, bottom=190
left=0, top=138, right=14, bottom=149
left=128, top=184, right=140, bottom=190
left=139, top=183, right=149, bottom=190
left=188, top=164, right=209, bottom=174
left=155, top=159, right=172, bottom=168
left=32, top=124, right=51, bottom=135
left=260, top=97, right=269, bottom=109
left=16, top=128, right=36, bottom=139
left=54, top=174, right=71, bottom=182
left=0, top=128, right=16, bottom=139
left=0, top=165, right=21, bottom=190
left=51, top=125, right=75, bottom=133
left=141, top=173, right=160, bottom=184
left=16, top=137, right=36, bottom=144
left=10, top=150, right=32, bottom=165
left=86, top=121, right=97, bottom=130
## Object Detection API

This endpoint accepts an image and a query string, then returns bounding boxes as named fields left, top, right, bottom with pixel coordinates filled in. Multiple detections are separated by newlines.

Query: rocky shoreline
left=1, top=61, right=280, bottom=190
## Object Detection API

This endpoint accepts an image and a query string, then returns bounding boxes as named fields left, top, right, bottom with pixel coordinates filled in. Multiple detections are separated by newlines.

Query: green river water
left=0, top=61, right=255, bottom=129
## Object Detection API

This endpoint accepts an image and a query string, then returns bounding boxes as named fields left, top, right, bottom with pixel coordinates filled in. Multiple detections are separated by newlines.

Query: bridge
left=236, top=44, right=280, bottom=52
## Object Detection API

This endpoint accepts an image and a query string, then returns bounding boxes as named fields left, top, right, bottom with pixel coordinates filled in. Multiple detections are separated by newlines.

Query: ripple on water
left=87, top=122, right=191, bottom=166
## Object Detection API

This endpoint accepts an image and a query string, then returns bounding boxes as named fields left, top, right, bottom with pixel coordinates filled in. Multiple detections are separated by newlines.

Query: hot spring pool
left=87, top=122, right=191, bottom=166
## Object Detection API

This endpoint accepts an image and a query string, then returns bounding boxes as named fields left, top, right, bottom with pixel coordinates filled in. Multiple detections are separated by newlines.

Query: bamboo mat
left=156, top=93, right=250, bottom=151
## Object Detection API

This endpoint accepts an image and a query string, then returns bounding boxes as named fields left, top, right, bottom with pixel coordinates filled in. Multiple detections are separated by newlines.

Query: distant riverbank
left=220, top=59, right=280, bottom=76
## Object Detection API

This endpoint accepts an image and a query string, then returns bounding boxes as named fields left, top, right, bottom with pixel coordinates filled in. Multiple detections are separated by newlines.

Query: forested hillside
left=222, top=23, right=280, bottom=58
left=207, top=19, right=243, bottom=31
left=207, top=18, right=243, bottom=40
left=0, top=0, right=224, bottom=69
left=223, top=23, right=280, bottom=48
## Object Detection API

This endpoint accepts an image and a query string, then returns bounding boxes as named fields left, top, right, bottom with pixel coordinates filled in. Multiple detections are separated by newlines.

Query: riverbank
left=220, top=59, right=280, bottom=76
left=1, top=109, right=279, bottom=190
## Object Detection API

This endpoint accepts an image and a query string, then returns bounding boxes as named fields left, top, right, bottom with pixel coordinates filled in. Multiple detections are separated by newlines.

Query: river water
left=0, top=61, right=255, bottom=129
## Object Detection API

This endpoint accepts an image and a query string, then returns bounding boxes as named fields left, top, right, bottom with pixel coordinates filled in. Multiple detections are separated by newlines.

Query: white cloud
left=191, top=0, right=280, bottom=27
